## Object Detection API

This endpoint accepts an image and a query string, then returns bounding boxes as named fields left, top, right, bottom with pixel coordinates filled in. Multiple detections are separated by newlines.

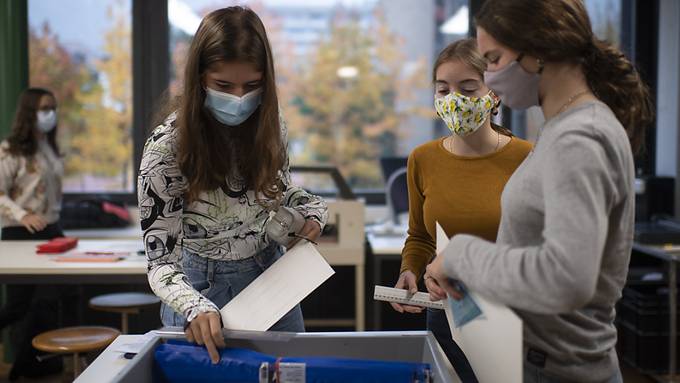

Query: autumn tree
left=290, top=9, right=430, bottom=188
left=70, top=3, right=132, bottom=190
left=29, top=23, right=89, bottom=174
left=30, top=2, right=132, bottom=191
left=168, top=2, right=431, bottom=189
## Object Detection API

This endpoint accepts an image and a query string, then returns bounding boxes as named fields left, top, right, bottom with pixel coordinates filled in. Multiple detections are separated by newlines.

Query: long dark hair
left=6, top=88, right=59, bottom=156
left=175, top=6, right=285, bottom=202
left=475, top=0, right=653, bottom=153
left=433, top=38, right=512, bottom=136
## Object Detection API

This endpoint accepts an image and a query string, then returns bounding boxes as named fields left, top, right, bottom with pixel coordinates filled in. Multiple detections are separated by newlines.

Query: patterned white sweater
left=138, top=113, right=328, bottom=319
left=0, top=139, right=63, bottom=228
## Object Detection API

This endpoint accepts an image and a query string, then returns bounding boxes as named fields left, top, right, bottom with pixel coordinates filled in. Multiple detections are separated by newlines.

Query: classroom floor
left=0, top=344, right=662, bottom=382
left=0, top=344, right=65, bottom=383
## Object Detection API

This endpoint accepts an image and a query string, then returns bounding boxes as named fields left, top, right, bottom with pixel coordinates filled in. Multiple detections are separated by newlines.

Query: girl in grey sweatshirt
left=426, top=1, right=654, bottom=382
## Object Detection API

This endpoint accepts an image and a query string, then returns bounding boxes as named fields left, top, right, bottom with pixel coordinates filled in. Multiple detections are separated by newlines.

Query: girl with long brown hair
left=0, top=88, right=62, bottom=237
left=138, top=7, right=328, bottom=364
left=426, top=1, right=653, bottom=382
left=390, top=38, right=532, bottom=382
left=0, top=87, right=65, bottom=378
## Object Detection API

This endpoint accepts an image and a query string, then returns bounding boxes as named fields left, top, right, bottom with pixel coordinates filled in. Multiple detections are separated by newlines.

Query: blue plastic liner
left=154, top=340, right=431, bottom=383
left=154, top=340, right=275, bottom=382
left=281, top=356, right=431, bottom=383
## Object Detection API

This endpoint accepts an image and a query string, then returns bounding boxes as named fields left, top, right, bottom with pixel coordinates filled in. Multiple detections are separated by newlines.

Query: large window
left=28, top=0, right=133, bottom=193
left=24, top=0, right=629, bottom=197
left=168, top=0, right=439, bottom=191
left=585, top=0, right=622, bottom=47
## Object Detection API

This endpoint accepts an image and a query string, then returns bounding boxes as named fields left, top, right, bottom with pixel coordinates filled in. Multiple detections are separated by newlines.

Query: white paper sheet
left=113, top=331, right=158, bottom=354
left=437, top=223, right=523, bottom=383
left=220, top=242, right=335, bottom=331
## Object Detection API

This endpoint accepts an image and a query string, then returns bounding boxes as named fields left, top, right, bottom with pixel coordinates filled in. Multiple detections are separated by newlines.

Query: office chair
left=379, top=157, right=408, bottom=183
left=385, top=167, right=409, bottom=225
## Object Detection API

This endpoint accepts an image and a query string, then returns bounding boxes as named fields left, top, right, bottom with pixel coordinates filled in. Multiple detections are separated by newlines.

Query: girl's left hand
left=287, top=219, right=321, bottom=248
left=426, top=255, right=464, bottom=300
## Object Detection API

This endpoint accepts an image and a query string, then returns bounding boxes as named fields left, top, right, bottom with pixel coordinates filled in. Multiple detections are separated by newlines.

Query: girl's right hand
left=185, top=311, right=226, bottom=364
left=390, top=270, right=424, bottom=314
left=423, top=272, right=448, bottom=301
left=20, top=213, right=48, bottom=234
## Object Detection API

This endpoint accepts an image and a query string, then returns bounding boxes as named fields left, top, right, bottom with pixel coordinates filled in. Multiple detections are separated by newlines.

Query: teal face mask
left=204, top=87, right=262, bottom=126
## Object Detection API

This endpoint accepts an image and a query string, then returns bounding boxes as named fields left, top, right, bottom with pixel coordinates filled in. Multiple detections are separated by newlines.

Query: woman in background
left=391, top=38, right=532, bottom=382
left=0, top=87, right=65, bottom=379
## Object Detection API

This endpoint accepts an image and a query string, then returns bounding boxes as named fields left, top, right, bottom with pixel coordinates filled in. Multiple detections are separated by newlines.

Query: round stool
left=32, top=326, right=120, bottom=378
left=89, top=292, right=160, bottom=334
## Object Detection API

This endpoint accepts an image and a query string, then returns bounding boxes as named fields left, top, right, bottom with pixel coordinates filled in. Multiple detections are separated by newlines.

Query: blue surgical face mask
left=204, top=87, right=262, bottom=126
left=36, top=109, right=57, bottom=133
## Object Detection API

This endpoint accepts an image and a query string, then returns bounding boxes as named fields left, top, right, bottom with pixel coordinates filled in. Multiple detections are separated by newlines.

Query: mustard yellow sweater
left=400, top=135, right=533, bottom=279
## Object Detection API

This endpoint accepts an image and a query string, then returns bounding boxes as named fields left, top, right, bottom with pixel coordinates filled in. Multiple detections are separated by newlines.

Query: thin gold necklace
left=556, top=90, right=590, bottom=116
left=447, top=130, right=500, bottom=155
left=534, top=90, right=591, bottom=150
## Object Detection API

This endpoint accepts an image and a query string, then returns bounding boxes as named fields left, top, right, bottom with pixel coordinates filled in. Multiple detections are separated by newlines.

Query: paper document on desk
left=436, top=223, right=523, bottom=383
left=220, top=242, right=334, bottom=331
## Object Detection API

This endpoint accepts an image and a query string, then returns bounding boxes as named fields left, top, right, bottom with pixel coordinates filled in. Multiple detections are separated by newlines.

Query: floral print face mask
left=434, top=91, right=495, bottom=137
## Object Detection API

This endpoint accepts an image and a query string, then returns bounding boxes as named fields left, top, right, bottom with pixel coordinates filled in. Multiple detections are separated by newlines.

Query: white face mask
left=204, top=87, right=263, bottom=126
left=36, top=110, right=57, bottom=133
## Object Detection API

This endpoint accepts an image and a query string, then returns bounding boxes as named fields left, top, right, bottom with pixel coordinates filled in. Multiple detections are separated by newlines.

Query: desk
left=632, top=242, right=680, bottom=382
left=64, top=226, right=142, bottom=240
left=369, top=233, right=407, bottom=256
left=6, top=200, right=366, bottom=330
left=0, top=240, right=147, bottom=284
left=367, top=232, right=407, bottom=330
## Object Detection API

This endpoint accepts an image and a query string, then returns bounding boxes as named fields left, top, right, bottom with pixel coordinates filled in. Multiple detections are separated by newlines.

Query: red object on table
left=36, top=237, right=79, bottom=254
left=54, top=256, right=122, bottom=262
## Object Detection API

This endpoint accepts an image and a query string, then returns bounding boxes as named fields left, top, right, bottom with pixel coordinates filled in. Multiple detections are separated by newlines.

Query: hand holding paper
left=425, top=255, right=463, bottom=301
left=220, top=242, right=334, bottom=331
left=435, top=223, right=523, bottom=383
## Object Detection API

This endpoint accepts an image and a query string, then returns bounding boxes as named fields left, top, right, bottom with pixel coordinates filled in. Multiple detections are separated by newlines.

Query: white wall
left=655, top=0, right=680, bottom=216
left=656, top=0, right=680, bottom=178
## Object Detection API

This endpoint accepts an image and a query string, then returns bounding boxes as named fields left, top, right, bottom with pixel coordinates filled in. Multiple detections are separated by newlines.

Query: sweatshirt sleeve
left=138, top=126, right=219, bottom=321
left=442, top=130, right=618, bottom=314
left=400, top=151, right=435, bottom=280
left=279, top=116, right=328, bottom=229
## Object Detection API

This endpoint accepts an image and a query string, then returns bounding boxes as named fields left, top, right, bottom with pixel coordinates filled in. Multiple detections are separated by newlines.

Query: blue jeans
left=427, top=308, right=478, bottom=382
left=160, top=244, right=305, bottom=332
